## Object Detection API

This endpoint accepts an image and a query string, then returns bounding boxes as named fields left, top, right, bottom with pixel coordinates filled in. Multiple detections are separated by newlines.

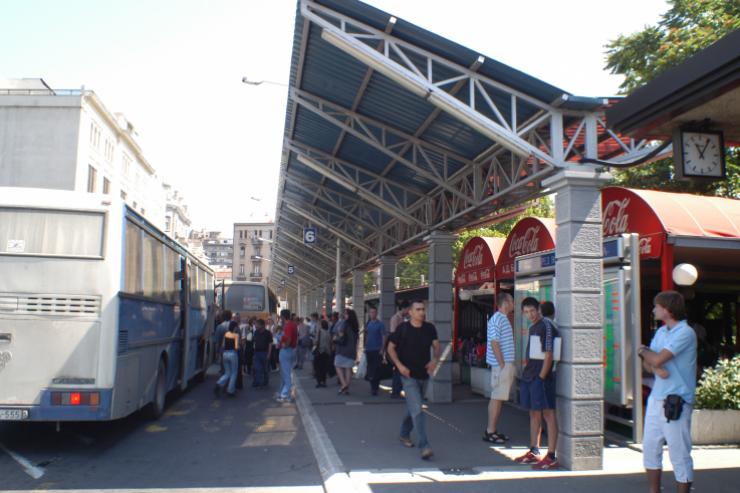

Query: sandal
left=482, top=431, right=508, bottom=444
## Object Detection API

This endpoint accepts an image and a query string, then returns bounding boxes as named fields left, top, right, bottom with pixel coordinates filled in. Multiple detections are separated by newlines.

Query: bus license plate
left=0, top=408, right=29, bottom=420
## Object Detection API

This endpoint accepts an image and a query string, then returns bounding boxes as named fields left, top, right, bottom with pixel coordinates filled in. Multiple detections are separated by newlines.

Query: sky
left=0, top=0, right=670, bottom=234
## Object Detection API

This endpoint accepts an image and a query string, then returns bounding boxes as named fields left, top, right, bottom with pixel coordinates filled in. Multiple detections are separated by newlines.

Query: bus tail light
left=50, top=391, right=101, bottom=406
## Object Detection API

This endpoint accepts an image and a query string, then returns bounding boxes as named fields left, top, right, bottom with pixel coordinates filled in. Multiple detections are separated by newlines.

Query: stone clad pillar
left=425, top=230, right=456, bottom=403
left=543, top=169, right=611, bottom=471
left=352, top=269, right=365, bottom=328
left=378, top=256, right=396, bottom=331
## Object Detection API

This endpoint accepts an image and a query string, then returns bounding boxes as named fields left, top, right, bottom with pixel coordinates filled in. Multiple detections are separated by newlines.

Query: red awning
left=496, top=217, right=556, bottom=281
left=455, top=236, right=505, bottom=287
left=602, top=187, right=740, bottom=259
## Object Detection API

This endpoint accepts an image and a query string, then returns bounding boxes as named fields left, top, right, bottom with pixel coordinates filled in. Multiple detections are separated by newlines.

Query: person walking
left=364, top=306, right=387, bottom=396
left=515, top=297, right=559, bottom=470
left=327, top=312, right=339, bottom=380
left=313, top=319, right=332, bottom=387
left=389, top=300, right=410, bottom=398
left=333, top=308, right=359, bottom=395
left=483, top=292, right=516, bottom=444
left=252, top=318, right=272, bottom=388
left=214, top=322, right=239, bottom=397
left=296, top=316, right=311, bottom=370
left=387, top=300, right=441, bottom=460
left=242, top=317, right=255, bottom=376
left=214, top=310, right=232, bottom=374
left=277, top=309, right=297, bottom=402
left=639, top=291, right=696, bottom=493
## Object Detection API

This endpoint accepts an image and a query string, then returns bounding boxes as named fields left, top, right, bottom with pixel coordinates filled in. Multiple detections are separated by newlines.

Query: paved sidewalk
left=292, top=366, right=740, bottom=492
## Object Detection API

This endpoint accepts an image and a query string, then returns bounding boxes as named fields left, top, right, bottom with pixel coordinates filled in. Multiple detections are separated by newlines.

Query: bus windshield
left=0, top=207, right=105, bottom=258
left=224, top=284, right=265, bottom=312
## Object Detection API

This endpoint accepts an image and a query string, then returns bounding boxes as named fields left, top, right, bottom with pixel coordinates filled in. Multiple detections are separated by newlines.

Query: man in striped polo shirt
left=483, top=292, right=516, bottom=444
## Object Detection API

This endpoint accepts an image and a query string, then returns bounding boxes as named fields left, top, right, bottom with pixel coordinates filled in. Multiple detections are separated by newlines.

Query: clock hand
left=700, top=138, right=711, bottom=159
left=695, top=143, right=705, bottom=159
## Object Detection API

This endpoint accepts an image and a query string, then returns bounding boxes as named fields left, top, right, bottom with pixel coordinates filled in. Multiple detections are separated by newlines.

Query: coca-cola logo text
left=603, top=198, right=630, bottom=236
left=508, top=226, right=541, bottom=258
left=463, top=244, right=484, bottom=269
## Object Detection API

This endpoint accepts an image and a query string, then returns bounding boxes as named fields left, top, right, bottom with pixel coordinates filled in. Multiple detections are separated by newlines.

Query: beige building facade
left=233, top=222, right=274, bottom=283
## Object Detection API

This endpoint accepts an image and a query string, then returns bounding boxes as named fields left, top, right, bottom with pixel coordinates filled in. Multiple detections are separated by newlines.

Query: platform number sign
left=287, top=265, right=295, bottom=275
left=303, top=227, right=317, bottom=245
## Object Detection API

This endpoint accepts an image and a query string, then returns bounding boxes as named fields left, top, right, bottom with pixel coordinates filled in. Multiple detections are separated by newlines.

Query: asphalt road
left=0, top=371, right=323, bottom=491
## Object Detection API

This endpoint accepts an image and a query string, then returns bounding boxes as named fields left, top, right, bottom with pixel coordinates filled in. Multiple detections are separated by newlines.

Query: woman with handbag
left=333, top=308, right=359, bottom=395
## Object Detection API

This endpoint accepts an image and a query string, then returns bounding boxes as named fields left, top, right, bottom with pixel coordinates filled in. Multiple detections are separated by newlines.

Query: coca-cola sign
left=463, top=244, right=484, bottom=269
left=603, top=198, right=630, bottom=236
left=508, top=226, right=541, bottom=258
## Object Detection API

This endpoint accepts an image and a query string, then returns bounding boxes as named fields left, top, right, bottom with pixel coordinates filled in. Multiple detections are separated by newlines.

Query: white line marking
left=293, top=373, right=372, bottom=493
left=0, top=441, right=45, bottom=479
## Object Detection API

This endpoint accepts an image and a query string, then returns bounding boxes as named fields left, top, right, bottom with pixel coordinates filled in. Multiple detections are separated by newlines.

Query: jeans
left=279, top=347, right=296, bottom=399
left=296, top=345, right=307, bottom=369
left=392, top=368, right=403, bottom=396
left=365, top=350, right=381, bottom=392
left=400, top=376, right=429, bottom=448
left=253, top=351, right=268, bottom=387
left=217, top=350, right=239, bottom=394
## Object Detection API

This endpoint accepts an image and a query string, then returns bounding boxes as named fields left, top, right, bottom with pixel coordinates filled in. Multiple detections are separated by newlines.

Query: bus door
left=179, top=256, right=191, bottom=391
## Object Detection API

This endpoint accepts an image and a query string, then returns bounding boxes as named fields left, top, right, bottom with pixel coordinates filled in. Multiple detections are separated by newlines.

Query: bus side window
left=124, top=221, right=143, bottom=295
left=163, top=246, right=179, bottom=303
left=189, top=264, right=200, bottom=308
left=142, top=233, right=163, bottom=299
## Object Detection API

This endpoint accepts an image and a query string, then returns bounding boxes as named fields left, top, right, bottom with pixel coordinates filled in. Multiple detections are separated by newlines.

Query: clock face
left=682, top=132, right=723, bottom=177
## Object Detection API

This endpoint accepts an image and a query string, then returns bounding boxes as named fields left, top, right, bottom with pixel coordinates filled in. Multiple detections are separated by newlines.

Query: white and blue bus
left=0, top=188, right=215, bottom=422
left=220, top=281, right=278, bottom=322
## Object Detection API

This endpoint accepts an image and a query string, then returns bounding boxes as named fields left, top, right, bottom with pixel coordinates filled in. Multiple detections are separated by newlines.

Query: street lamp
left=241, top=76, right=288, bottom=87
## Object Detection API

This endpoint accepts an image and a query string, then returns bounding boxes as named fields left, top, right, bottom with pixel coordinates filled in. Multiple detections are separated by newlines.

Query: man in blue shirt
left=639, top=291, right=696, bottom=493
left=364, top=307, right=387, bottom=396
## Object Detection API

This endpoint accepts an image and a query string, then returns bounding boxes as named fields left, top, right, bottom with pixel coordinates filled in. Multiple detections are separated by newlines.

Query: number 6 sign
left=303, top=227, right=317, bottom=245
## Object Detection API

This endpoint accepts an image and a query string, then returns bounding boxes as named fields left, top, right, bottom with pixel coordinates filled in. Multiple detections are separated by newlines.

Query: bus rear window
left=225, top=285, right=265, bottom=312
left=0, top=207, right=105, bottom=258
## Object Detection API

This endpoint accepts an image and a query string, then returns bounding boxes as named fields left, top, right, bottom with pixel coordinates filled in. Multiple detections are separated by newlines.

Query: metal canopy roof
left=272, top=0, right=645, bottom=293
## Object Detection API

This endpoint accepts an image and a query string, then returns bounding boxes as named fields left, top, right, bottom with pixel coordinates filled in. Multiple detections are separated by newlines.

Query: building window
left=87, top=165, right=97, bottom=193
left=239, top=264, right=245, bottom=275
left=89, top=122, right=101, bottom=149
left=165, top=216, right=171, bottom=233
left=103, top=177, right=110, bottom=195
left=133, top=201, right=138, bottom=209
left=269, top=230, right=273, bottom=239
left=120, top=190, right=127, bottom=200
left=122, top=153, right=131, bottom=176
left=239, top=245, right=245, bottom=257
left=104, top=140, right=114, bottom=162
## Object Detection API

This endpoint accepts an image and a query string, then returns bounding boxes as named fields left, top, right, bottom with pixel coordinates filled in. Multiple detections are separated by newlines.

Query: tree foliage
left=605, top=0, right=740, bottom=198
left=605, top=0, right=740, bottom=94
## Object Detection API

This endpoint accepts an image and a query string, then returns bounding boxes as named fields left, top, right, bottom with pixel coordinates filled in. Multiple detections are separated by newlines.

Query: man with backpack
left=387, top=300, right=441, bottom=460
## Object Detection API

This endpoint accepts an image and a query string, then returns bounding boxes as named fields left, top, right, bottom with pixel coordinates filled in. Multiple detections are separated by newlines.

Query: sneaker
left=420, top=447, right=434, bottom=460
left=399, top=436, right=414, bottom=448
left=514, top=450, right=541, bottom=464
left=533, top=455, right=559, bottom=470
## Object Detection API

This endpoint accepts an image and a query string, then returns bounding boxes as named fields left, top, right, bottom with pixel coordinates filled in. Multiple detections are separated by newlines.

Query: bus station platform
left=288, top=366, right=740, bottom=493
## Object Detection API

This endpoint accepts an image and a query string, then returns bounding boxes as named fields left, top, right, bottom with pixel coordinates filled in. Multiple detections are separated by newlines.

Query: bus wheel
left=148, top=359, right=167, bottom=419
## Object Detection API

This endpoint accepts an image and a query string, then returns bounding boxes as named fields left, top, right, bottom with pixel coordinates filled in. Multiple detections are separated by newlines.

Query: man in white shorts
left=483, top=292, right=516, bottom=444
left=638, top=290, right=696, bottom=493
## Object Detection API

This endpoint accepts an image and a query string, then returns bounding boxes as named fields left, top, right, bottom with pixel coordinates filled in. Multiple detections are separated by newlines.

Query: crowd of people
left=210, top=290, right=698, bottom=489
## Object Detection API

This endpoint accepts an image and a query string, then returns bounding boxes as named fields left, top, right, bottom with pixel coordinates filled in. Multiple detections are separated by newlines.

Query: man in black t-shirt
left=387, top=300, right=441, bottom=460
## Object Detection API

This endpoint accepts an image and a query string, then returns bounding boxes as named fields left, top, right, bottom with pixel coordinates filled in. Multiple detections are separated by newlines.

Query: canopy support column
left=335, top=238, right=344, bottom=313
left=352, top=269, right=365, bottom=329
left=378, top=256, right=396, bottom=331
left=425, top=230, right=456, bottom=403
left=544, top=169, right=611, bottom=471
left=324, top=282, right=333, bottom=317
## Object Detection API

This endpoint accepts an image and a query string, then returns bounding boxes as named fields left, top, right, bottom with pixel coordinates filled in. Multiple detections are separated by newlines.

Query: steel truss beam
left=272, top=0, right=650, bottom=278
